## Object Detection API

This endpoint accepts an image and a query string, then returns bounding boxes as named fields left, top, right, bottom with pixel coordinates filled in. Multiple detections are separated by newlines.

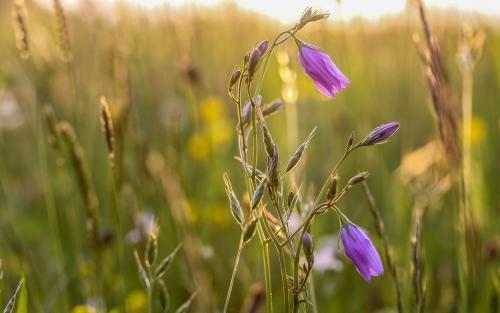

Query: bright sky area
left=36, top=0, right=500, bottom=21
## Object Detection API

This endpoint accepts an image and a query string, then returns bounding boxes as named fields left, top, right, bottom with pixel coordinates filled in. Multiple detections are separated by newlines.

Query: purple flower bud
left=247, top=41, right=268, bottom=81
left=228, top=68, right=241, bottom=90
left=302, top=232, right=314, bottom=263
left=256, top=40, right=269, bottom=56
left=297, top=40, right=350, bottom=98
left=360, top=122, right=400, bottom=146
left=248, top=48, right=261, bottom=80
left=341, top=224, right=383, bottom=282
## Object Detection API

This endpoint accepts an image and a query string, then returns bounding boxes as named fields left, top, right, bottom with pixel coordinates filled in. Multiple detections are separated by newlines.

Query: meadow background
left=0, top=0, right=499, bottom=312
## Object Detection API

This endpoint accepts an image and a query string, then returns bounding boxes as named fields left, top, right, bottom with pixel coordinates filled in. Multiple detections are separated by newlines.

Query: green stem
left=260, top=230, right=274, bottom=313
left=261, top=212, right=290, bottom=312
left=223, top=235, right=244, bottom=313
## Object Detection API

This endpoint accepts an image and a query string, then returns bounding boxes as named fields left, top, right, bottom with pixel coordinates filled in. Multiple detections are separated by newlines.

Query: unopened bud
left=268, top=145, right=279, bottom=189
left=251, top=178, right=267, bottom=211
left=360, top=122, right=400, bottom=146
left=256, top=40, right=269, bottom=56
left=347, top=171, right=369, bottom=186
left=326, top=176, right=338, bottom=201
left=347, top=131, right=355, bottom=150
left=223, top=174, right=244, bottom=226
left=302, top=232, right=314, bottom=263
left=228, top=68, right=241, bottom=91
left=247, top=48, right=261, bottom=81
left=262, top=99, right=284, bottom=117
left=262, top=125, right=275, bottom=159
left=243, top=218, right=259, bottom=244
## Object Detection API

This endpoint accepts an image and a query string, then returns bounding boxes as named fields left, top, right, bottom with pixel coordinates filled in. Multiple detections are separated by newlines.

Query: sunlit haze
left=36, top=0, right=500, bottom=21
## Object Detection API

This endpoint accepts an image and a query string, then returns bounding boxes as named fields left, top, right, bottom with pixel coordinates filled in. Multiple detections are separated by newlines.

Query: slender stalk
left=223, top=235, right=245, bottom=313
left=362, top=182, right=403, bottom=313
left=307, top=275, right=318, bottom=313
left=411, top=201, right=425, bottom=313
left=260, top=234, right=273, bottom=313
left=291, top=143, right=357, bottom=312
left=290, top=146, right=356, bottom=240
left=261, top=211, right=290, bottom=312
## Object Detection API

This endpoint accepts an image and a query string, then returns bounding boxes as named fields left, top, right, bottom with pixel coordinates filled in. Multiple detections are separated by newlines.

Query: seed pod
left=326, top=176, right=338, bottom=201
left=228, top=68, right=241, bottom=91
left=251, top=178, right=267, bottom=211
left=285, top=127, right=317, bottom=174
left=262, top=125, right=275, bottom=159
left=223, top=173, right=245, bottom=226
left=155, top=243, right=183, bottom=279
left=302, top=232, right=314, bottom=263
left=347, top=171, right=369, bottom=186
left=243, top=218, right=259, bottom=244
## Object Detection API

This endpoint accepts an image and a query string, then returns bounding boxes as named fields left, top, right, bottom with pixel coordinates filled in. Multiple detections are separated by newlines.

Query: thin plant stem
left=223, top=235, right=244, bottom=313
left=411, top=201, right=426, bottom=313
left=292, top=143, right=357, bottom=312
left=261, top=211, right=290, bottom=312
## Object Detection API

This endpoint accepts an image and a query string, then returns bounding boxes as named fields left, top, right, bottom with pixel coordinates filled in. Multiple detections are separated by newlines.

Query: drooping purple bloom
left=361, top=122, right=400, bottom=146
left=297, top=42, right=350, bottom=98
left=341, top=224, right=383, bottom=282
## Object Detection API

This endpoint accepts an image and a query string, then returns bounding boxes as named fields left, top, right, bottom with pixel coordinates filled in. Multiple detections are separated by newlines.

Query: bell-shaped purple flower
left=297, top=40, right=350, bottom=98
left=341, top=224, right=383, bottom=282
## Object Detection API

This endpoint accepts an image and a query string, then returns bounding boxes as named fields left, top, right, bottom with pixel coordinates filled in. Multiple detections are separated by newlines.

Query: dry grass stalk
left=459, top=26, right=485, bottom=282
left=144, top=149, right=213, bottom=310
left=362, top=182, right=404, bottom=313
left=43, top=106, right=62, bottom=151
left=59, top=121, right=100, bottom=253
left=411, top=201, right=426, bottom=313
left=43, top=105, right=66, bottom=167
left=53, top=0, right=72, bottom=61
left=413, top=0, right=460, bottom=167
left=99, top=96, right=116, bottom=168
left=12, top=0, right=30, bottom=59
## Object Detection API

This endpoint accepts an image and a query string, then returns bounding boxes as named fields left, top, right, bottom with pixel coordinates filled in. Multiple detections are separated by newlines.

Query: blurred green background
left=0, top=1, right=498, bottom=312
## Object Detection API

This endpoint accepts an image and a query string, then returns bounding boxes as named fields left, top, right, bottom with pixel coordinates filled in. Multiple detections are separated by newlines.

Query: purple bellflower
left=296, top=39, right=350, bottom=98
left=341, top=223, right=384, bottom=282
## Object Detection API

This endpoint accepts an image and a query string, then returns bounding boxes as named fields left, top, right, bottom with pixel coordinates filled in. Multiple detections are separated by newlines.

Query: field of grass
left=0, top=1, right=499, bottom=312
